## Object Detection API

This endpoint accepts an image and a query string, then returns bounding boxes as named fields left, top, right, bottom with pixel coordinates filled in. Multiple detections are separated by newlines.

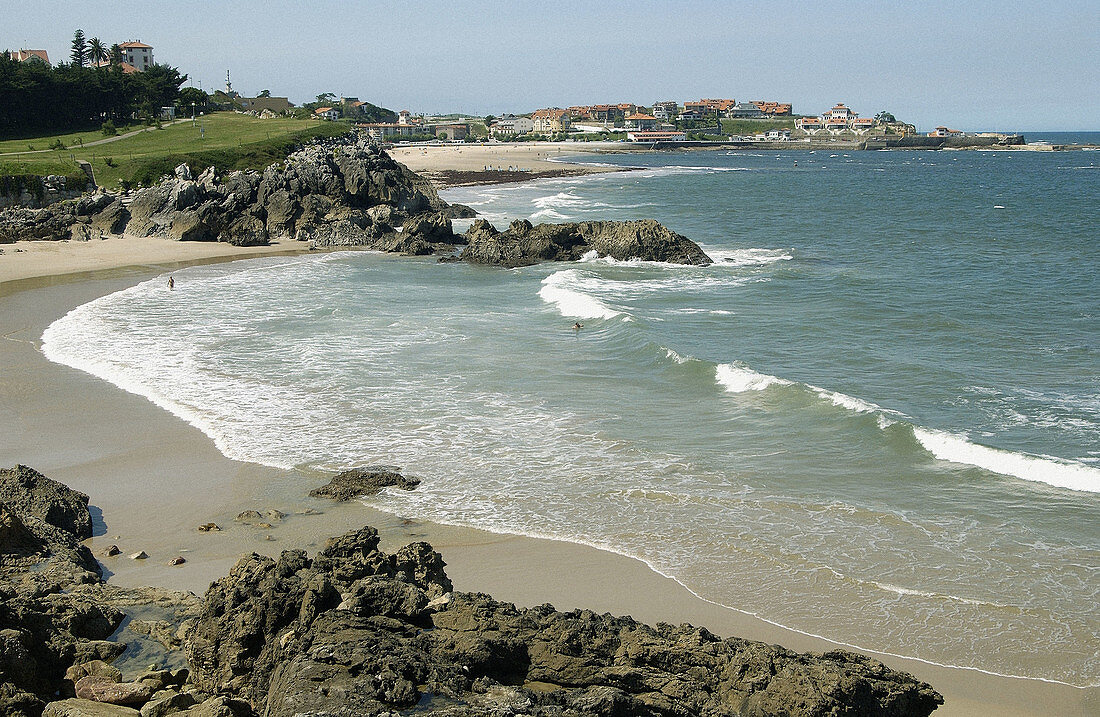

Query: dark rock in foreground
left=461, top=218, right=712, bottom=268
left=310, top=467, right=421, bottom=501
left=188, top=528, right=942, bottom=717
left=0, top=464, right=93, bottom=540
left=0, top=465, right=942, bottom=717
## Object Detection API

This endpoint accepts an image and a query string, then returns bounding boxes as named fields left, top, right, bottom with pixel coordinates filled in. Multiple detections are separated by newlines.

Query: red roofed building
left=625, top=113, right=658, bottom=131
left=11, top=49, right=50, bottom=65
left=532, top=108, right=571, bottom=133
left=119, top=41, right=154, bottom=71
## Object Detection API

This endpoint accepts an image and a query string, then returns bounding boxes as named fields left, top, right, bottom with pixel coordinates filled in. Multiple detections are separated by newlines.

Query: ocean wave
left=530, top=207, right=569, bottom=221
left=712, top=358, right=1098, bottom=493
left=532, top=190, right=587, bottom=209
left=715, top=363, right=792, bottom=392
left=538, top=270, right=623, bottom=320
left=912, top=427, right=1100, bottom=493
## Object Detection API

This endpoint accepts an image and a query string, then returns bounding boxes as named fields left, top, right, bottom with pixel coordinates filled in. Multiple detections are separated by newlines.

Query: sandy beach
left=0, top=230, right=1095, bottom=715
left=388, top=141, right=626, bottom=186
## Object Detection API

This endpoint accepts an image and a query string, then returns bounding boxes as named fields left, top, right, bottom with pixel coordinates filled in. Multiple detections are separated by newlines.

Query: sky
left=5, top=0, right=1098, bottom=131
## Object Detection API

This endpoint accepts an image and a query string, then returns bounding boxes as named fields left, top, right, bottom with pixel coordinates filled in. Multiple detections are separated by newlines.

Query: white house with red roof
left=119, top=41, right=154, bottom=71
left=625, top=113, right=658, bottom=131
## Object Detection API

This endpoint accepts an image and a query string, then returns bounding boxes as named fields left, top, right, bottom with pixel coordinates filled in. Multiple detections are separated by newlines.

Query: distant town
left=3, top=33, right=1035, bottom=159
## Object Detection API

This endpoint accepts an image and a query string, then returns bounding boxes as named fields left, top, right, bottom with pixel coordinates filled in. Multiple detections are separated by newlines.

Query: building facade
left=119, top=41, right=154, bottom=70
left=532, top=108, right=571, bottom=134
left=491, top=114, right=534, bottom=136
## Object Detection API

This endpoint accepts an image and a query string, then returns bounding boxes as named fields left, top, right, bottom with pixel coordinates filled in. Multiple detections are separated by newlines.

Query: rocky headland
left=0, top=464, right=943, bottom=717
left=0, top=134, right=712, bottom=267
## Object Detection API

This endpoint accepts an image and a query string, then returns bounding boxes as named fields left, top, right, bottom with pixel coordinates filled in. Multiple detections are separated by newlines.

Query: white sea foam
left=530, top=207, right=569, bottom=220
left=705, top=247, right=793, bottom=267
left=715, top=363, right=792, bottom=393
left=538, top=270, right=622, bottom=320
left=664, top=347, right=692, bottom=364
left=808, top=386, right=883, bottom=414
left=913, top=427, right=1100, bottom=493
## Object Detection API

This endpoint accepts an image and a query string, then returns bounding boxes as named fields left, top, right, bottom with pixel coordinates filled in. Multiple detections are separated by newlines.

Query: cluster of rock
left=460, top=218, right=713, bottom=267
left=0, top=133, right=716, bottom=267
left=0, top=464, right=943, bottom=717
left=0, top=466, right=204, bottom=716
left=0, top=137, right=459, bottom=249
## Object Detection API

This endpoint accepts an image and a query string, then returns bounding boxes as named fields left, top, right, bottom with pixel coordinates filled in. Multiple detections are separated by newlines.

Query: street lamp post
left=192, top=102, right=196, bottom=125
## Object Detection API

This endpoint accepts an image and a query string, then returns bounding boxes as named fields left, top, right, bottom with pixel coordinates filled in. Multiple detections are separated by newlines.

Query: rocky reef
left=0, top=464, right=943, bottom=716
left=0, top=134, right=712, bottom=267
left=461, top=218, right=712, bottom=267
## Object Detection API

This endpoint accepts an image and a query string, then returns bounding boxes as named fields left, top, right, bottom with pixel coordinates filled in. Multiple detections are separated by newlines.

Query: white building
left=652, top=101, right=678, bottom=121
left=119, top=41, right=154, bottom=70
left=491, top=114, right=534, bottom=136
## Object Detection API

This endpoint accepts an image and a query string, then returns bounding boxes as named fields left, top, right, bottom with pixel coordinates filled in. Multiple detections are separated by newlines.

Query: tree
left=71, top=30, right=87, bottom=66
left=874, top=111, right=896, bottom=124
left=258, top=89, right=271, bottom=97
left=177, top=86, right=210, bottom=115
left=315, top=92, right=336, bottom=105
left=109, top=43, right=123, bottom=67
left=133, top=64, right=188, bottom=116
left=88, top=38, right=107, bottom=69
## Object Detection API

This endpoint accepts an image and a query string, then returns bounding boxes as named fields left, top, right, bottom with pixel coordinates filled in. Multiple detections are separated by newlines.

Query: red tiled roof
left=315, top=107, right=334, bottom=113
left=626, top=113, right=656, bottom=120
left=13, top=49, right=50, bottom=63
left=120, top=41, right=153, bottom=49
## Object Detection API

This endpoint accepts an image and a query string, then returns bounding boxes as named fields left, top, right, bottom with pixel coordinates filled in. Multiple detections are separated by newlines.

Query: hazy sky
left=6, top=0, right=1098, bottom=130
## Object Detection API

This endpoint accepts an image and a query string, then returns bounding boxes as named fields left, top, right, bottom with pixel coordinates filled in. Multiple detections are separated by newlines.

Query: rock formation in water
left=461, top=218, right=713, bottom=267
left=0, top=465, right=943, bottom=717
left=309, top=466, right=421, bottom=501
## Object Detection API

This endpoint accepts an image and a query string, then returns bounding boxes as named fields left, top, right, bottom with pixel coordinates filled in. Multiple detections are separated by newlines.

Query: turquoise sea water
left=43, top=148, right=1099, bottom=685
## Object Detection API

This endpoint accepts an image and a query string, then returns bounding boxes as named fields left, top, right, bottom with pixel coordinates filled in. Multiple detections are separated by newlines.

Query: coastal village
left=4, top=37, right=1023, bottom=150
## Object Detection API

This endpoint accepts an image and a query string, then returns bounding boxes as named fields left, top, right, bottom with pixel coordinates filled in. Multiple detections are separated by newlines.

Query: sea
left=41, top=145, right=1099, bottom=687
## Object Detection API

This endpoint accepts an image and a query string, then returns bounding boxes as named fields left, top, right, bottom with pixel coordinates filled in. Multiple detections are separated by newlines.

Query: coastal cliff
left=0, top=465, right=943, bottom=717
left=0, top=134, right=712, bottom=267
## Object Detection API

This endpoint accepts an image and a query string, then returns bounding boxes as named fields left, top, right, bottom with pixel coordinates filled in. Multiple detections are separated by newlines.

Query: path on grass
left=0, top=119, right=192, bottom=157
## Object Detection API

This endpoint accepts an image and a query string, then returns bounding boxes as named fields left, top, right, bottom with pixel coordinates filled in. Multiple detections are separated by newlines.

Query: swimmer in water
left=168, top=276, right=175, bottom=290
left=573, top=322, right=583, bottom=330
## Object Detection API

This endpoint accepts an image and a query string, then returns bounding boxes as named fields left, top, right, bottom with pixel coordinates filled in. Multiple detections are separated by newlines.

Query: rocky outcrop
left=0, top=467, right=201, bottom=717
left=461, top=218, right=713, bottom=267
left=0, top=465, right=93, bottom=540
left=0, top=135, right=457, bottom=251
left=186, top=527, right=942, bottom=717
left=0, top=193, right=129, bottom=244
left=1, top=467, right=942, bottom=717
left=310, top=467, right=421, bottom=501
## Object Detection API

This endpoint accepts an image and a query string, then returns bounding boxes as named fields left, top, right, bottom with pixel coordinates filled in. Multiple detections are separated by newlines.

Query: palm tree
left=88, top=37, right=108, bottom=70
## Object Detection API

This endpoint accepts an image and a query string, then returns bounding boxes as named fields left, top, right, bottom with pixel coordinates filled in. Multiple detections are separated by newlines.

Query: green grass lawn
left=0, top=113, right=352, bottom=188
left=0, top=122, right=146, bottom=154
left=719, top=118, right=797, bottom=135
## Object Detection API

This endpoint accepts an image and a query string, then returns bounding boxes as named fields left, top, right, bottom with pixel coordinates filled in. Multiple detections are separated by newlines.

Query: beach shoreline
left=1, top=254, right=1097, bottom=717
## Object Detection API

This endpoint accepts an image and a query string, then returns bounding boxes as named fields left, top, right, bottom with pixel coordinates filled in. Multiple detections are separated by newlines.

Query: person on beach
left=168, top=276, right=175, bottom=290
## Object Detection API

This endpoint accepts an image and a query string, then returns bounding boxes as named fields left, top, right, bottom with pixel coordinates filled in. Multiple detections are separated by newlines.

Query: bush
left=101, top=120, right=117, bottom=136
left=104, top=157, right=116, bottom=167
left=49, top=138, right=67, bottom=150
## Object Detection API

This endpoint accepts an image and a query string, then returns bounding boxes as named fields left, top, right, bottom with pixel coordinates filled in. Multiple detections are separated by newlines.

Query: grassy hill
left=0, top=113, right=352, bottom=189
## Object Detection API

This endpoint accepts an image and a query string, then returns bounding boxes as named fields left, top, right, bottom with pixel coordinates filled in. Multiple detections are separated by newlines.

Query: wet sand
left=1, top=264, right=1096, bottom=717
